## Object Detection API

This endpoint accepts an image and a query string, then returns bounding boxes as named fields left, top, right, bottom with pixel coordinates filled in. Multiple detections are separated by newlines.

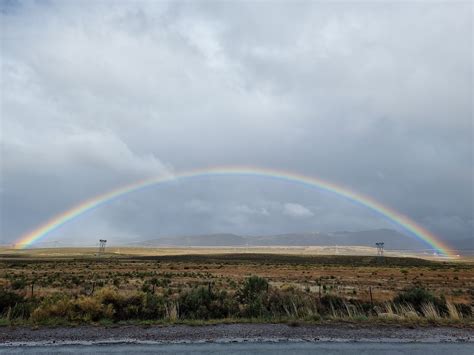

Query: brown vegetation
left=0, top=250, right=472, bottom=326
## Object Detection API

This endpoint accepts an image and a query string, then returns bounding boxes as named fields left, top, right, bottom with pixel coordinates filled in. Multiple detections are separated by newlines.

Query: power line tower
left=375, top=242, right=384, bottom=260
left=98, top=239, right=107, bottom=257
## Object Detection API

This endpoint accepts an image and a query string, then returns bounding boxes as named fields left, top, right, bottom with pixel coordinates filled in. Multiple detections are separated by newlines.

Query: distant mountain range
left=135, top=229, right=453, bottom=250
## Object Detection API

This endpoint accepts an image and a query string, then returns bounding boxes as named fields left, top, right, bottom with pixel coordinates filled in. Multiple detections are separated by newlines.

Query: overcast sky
left=1, top=0, right=472, bottom=247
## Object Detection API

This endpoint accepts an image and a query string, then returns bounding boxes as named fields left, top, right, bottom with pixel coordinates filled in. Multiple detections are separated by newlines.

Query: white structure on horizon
left=376, top=242, right=384, bottom=257
left=98, top=239, right=107, bottom=256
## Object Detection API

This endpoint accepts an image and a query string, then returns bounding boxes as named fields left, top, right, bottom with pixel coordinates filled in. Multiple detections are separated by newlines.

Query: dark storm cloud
left=0, top=0, right=472, bottom=246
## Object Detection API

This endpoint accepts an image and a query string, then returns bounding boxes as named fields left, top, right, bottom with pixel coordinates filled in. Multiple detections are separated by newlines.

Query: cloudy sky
left=1, top=0, right=472, bottom=248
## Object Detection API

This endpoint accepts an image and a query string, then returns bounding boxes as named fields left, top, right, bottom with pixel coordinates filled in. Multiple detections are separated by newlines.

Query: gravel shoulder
left=0, top=324, right=473, bottom=345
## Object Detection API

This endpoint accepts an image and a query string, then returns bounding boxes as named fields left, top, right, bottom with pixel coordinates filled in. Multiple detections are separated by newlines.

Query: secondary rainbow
left=14, top=166, right=454, bottom=257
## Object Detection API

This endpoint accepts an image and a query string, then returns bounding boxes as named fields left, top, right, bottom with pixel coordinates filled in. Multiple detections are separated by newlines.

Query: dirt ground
left=0, top=323, right=473, bottom=344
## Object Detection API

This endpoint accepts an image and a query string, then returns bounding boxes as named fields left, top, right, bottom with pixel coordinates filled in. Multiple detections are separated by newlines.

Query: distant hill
left=138, top=229, right=431, bottom=250
left=149, top=233, right=247, bottom=247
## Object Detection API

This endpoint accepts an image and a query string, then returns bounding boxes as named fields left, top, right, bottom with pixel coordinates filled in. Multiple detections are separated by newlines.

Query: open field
left=0, top=245, right=470, bottom=260
left=1, top=248, right=472, bottom=303
left=0, top=247, right=472, bottom=327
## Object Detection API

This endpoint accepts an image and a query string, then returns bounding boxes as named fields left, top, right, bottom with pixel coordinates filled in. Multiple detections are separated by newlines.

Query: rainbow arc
left=15, top=166, right=454, bottom=257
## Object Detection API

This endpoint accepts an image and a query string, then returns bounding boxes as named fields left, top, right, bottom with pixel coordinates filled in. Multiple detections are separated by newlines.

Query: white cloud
left=234, top=204, right=270, bottom=216
left=283, top=203, right=314, bottom=218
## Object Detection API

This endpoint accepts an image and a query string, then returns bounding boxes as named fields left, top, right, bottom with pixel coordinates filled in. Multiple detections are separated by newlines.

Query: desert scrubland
left=0, top=247, right=472, bottom=327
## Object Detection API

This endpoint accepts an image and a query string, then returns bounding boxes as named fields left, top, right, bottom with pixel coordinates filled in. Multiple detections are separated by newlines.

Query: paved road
left=1, top=342, right=474, bottom=354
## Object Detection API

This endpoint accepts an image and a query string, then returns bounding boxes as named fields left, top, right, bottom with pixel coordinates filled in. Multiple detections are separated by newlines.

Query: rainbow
left=14, top=166, right=454, bottom=257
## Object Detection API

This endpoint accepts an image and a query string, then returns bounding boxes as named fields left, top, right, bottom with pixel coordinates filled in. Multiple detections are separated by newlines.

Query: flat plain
left=1, top=247, right=472, bottom=304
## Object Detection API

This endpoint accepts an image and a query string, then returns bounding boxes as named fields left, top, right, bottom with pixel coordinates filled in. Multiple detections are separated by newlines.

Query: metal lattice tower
left=98, top=239, right=107, bottom=256
left=375, top=242, right=384, bottom=257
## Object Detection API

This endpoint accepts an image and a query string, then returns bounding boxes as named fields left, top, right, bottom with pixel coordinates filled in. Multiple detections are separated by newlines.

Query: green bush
left=394, top=287, right=447, bottom=315
left=100, top=289, right=144, bottom=320
left=238, top=276, right=269, bottom=318
left=0, top=289, right=26, bottom=315
left=240, top=276, right=268, bottom=303
left=142, top=293, right=167, bottom=319
left=319, top=294, right=345, bottom=311
left=10, top=278, right=27, bottom=290
left=178, top=286, right=236, bottom=319
left=394, top=287, right=434, bottom=307
left=9, top=301, right=32, bottom=320
left=456, top=303, right=472, bottom=317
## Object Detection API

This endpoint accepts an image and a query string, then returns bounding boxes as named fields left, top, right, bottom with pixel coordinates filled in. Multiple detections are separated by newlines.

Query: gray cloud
left=0, top=0, right=472, bottom=248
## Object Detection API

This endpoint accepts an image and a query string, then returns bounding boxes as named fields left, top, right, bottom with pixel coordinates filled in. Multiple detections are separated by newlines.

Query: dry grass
left=446, top=301, right=462, bottom=320
left=0, top=250, right=472, bottom=325
left=0, top=251, right=472, bottom=304
left=421, top=302, right=441, bottom=320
